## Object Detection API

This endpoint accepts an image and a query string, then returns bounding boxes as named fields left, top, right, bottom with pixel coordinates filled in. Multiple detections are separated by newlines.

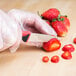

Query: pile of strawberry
left=41, top=8, right=76, bottom=63
left=41, top=8, right=70, bottom=37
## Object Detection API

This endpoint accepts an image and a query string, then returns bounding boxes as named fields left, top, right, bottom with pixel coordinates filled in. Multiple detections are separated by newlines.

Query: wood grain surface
left=0, top=0, right=76, bottom=76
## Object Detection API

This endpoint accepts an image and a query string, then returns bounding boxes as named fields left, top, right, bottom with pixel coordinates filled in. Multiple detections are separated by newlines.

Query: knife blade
left=22, top=31, right=57, bottom=43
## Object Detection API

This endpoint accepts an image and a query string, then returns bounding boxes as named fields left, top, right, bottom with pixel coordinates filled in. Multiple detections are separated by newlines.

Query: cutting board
left=0, top=0, right=76, bottom=76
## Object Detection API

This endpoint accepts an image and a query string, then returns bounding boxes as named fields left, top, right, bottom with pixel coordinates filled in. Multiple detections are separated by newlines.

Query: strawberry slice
left=73, top=38, right=76, bottom=44
left=62, top=44, right=75, bottom=52
left=43, top=38, right=61, bottom=52
left=41, top=8, right=60, bottom=21
left=42, top=56, right=49, bottom=62
left=51, top=55, right=59, bottom=63
left=61, top=51, right=72, bottom=60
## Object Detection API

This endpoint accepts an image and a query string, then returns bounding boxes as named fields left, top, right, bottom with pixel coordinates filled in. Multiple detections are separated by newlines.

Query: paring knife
left=22, top=31, right=58, bottom=47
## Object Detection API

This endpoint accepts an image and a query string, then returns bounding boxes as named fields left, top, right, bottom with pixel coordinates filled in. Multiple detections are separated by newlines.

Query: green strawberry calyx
left=52, top=14, right=67, bottom=22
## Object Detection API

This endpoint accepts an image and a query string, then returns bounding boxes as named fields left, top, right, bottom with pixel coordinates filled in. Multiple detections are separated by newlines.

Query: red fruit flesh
left=61, top=51, right=72, bottom=60
left=51, top=21, right=68, bottom=36
left=42, top=56, right=49, bottom=62
left=51, top=55, right=59, bottom=63
left=73, top=38, right=76, bottom=44
left=62, top=44, right=75, bottom=52
left=43, top=38, right=61, bottom=52
left=41, top=8, right=60, bottom=21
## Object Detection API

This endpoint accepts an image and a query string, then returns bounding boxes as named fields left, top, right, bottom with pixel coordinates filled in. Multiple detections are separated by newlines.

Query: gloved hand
left=8, top=9, right=57, bottom=50
left=0, top=9, right=57, bottom=53
left=8, top=9, right=57, bottom=35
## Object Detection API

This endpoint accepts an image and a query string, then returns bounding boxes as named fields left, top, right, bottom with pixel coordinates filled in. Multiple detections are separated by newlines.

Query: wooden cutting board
left=0, top=0, right=76, bottom=76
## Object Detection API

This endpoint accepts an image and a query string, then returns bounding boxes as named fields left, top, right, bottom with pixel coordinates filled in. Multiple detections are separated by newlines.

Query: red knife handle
left=22, top=31, right=31, bottom=42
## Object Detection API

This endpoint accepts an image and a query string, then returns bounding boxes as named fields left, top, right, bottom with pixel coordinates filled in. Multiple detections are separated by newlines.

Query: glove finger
left=8, top=9, right=57, bottom=36
left=33, top=14, right=57, bottom=35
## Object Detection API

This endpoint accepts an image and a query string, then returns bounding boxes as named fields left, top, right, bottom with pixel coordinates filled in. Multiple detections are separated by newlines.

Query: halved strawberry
left=43, top=38, right=61, bottom=52
left=41, top=8, right=60, bottom=21
left=62, top=44, right=75, bottom=52
left=51, top=55, right=59, bottom=63
left=61, top=51, right=72, bottom=60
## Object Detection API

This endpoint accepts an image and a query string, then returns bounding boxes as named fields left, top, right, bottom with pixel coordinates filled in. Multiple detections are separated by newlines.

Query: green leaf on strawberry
left=61, top=18, right=64, bottom=21
left=58, top=14, right=61, bottom=19
left=52, top=19, right=57, bottom=22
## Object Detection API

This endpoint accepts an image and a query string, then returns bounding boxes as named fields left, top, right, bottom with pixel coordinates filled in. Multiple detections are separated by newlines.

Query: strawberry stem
left=64, top=15, right=67, bottom=17
left=37, top=11, right=44, bottom=19
left=37, top=11, right=40, bottom=16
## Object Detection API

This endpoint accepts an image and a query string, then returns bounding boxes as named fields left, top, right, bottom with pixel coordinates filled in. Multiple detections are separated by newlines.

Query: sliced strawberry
left=42, top=56, right=49, bottom=62
left=41, top=8, right=60, bottom=21
left=51, top=21, right=68, bottom=36
left=61, top=51, right=72, bottom=60
left=62, top=44, right=75, bottom=52
left=73, top=38, right=76, bottom=44
left=51, top=55, right=59, bottom=63
left=43, top=38, right=61, bottom=52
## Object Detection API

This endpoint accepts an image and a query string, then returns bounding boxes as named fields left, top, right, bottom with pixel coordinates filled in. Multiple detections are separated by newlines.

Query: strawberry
left=73, top=38, right=76, bottom=44
left=51, top=16, right=70, bottom=37
left=43, top=38, right=61, bottom=52
left=62, top=44, right=75, bottom=52
left=61, top=51, right=72, bottom=60
left=41, top=8, right=60, bottom=21
left=42, top=56, right=49, bottom=62
left=51, top=55, right=59, bottom=63
left=51, top=20, right=68, bottom=36
left=60, top=16, right=70, bottom=30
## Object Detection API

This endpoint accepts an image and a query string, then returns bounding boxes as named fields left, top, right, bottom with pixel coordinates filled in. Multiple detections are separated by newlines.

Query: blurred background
left=0, top=0, right=75, bottom=14
left=0, top=0, right=76, bottom=21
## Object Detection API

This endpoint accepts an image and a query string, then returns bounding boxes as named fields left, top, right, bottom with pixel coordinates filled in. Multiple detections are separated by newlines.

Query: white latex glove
left=8, top=9, right=57, bottom=48
left=0, top=9, right=57, bottom=53
left=8, top=9, right=57, bottom=35
left=0, top=10, right=22, bottom=53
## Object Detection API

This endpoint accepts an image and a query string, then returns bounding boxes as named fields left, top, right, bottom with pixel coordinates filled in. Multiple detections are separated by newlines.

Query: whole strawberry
left=60, top=16, right=70, bottom=30
left=41, top=8, right=60, bottom=21
left=51, top=16, right=70, bottom=37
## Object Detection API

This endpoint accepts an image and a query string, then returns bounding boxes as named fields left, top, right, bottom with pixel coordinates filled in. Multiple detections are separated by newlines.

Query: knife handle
left=22, top=31, right=31, bottom=42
